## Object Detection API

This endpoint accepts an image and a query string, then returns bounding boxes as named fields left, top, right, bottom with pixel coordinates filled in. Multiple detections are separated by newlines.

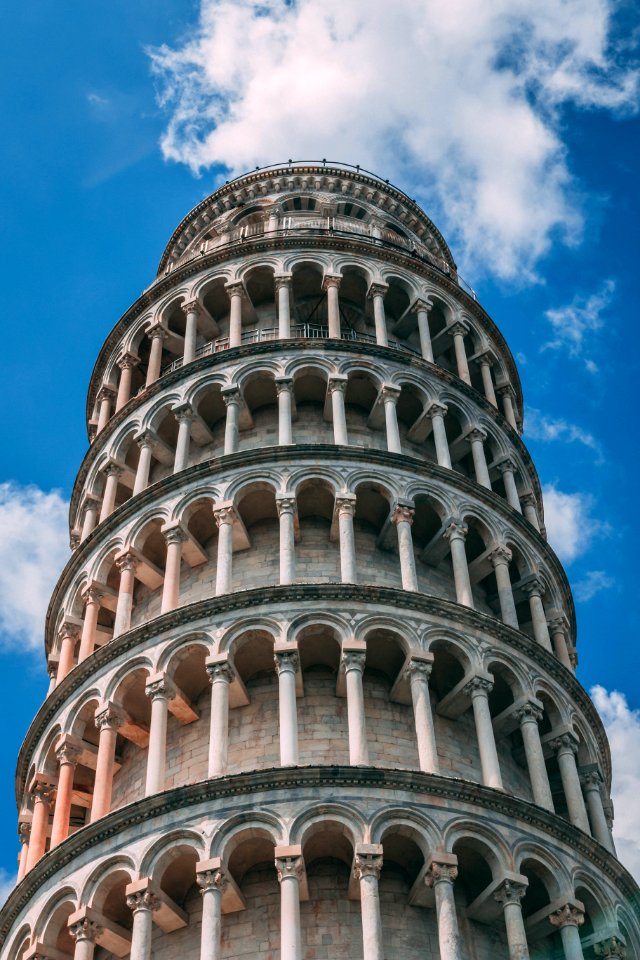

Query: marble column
left=523, top=578, right=552, bottom=650
left=161, top=526, right=185, bottom=614
left=450, top=322, right=471, bottom=384
left=323, top=275, right=342, bottom=338
left=113, top=551, right=138, bottom=637
left=368, top=283, right=389, bottom=347
left=99, top=463, right=122, bottom=521
left=580, top=770, right=614, bottom=851
left=133, top=432, right=154, bottom=495
left=498, top=458, right=522, bottom=512
left=489, top=545, right=518, bottom=629
left=115, top=354, right=139, bottom=412
left=96, top=386, right=115, bottom=433
left=145, top=324, right=168, bottom=386
left=354, top=846, right=384, bottom=960
left=498, top=385, right=518, bottom=430
left=329, top=378, right=349, bottom=445
left=391, top=505, right=418, bottom=591
left=336, top=495, right=358, bottom=583
left=69, top=917, right=104, bottom=960
left=50, top=738, right=81, bottom=847
left=476, top=354, right=498, bottom=407
left=225, top=283, right=244, bottom=348
left=427, top=402, right=452, bottom=468
left=17, top=822, right=30, bottom=882
left=78, top=586, right=103, bottom=661
left=196, top=862, right=228, bottom=960
left=275, top=851, right=304, bottom=960
left=548, top=616, right=573, bottom=670
left=206, top=657, right=235, bottom=776
left=444, top=520, right=473, bottom=607
left=182, top=300, right=202, bottom=365
left=173, top=404, right=194, bottom=472
left=275, top=275, right=292, bottom=338
left=405, top=656, right=439, bottom=773
left=145, top=674, right=176, bottom=795
left=214, top=506, right=235, bottom=594
left=25, top=777, right=54, bottom=870
left=516, top=702, right=554, bottom=812
left=276, top=378, right=294, bottom=444
left=412, top=299, right=434, bottom=362
left=341, top=647, right=368, bottom=764
left=274, top=648, right=299, bottom=766
left=494, top=879, right=530, bottom=960
left=520, top=493, right=541, bottom=532
left=549, top=905, right=585, bottom=960
left=126, top=888, right=161, bottom=960
left=222, top=387, right=241, bottom=454
left=381, top=386, right=402, bottom=453
left=551, top=734, right=590, bottom=833
left=56, top=622, right=80, bottom=683
left=425, top=858, right=463, bottom=960
left=90, top=703, right=123, bottom=821
left=464, top=676, right=503, bottom=789
left=80, top=497, right=99, bottom=541
left=277, top=497, right=296, bottom=585
left=467, top=428, right=491, bottom=489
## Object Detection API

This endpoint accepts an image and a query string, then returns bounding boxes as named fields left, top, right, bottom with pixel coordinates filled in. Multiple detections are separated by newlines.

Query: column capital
left=224, top=280, right=246, bottom=298
left=172, top=402, right=195, bottom=424
left=594, top=936, right=627, bottom=957
left=58, top=620, right=81, bottom=643
left=162, top=523, right=188, bottom=546
left=103, top=460, right=124, bottom=480
left=322, top=273, right=342, bottom=290
left=463, top=675, right=494, bottom=699
left=448, top=320, right=470, bottom=337
left=18, top=820, right=31, bottom=844
left=521, top=575, right=545, bottom=599
left=353, top=844, right=384, bottom=879
left=145, top=672, right=177, bottom=702
left=425, top=854, right=459, bottom=887
left=117, top=351, right=140, bottom=371
left=547, top=613, right=568, bottom=635
left=380, top=384, right=401, bottom=403
left=549, top=731, right=580, bottom=756
left=488, top=543, right=512, bottom=567
left=273, top=273, right=293, bottom=291
left=579, top=767, right=604, bottom=791
left=335, top=494, right=357, bottom=517
left=213, top=504, right=236, bottom=527
left=95, top=701, right=125, bottom=733
left=68, top=918, right=104, bottom=944
left=274, top=646, right=299, bottom=676
left=115, top=549, right=139, bottom=574
left=55, top=734, right=82, bottom=767
left=182, top=298, right=205, bottom=317
left=146, top=321, right=169, bottom=342
left=328, top=375, right=348, bottom=395
left=196, top=857, right=229, bottom=893
left=367, top=281, right=389, bottom=299
left=276, top=495, right=296, bottom=516
left=426, top=400, right=448, bottom=419
left=404, top=654, right=434, bottom=682
left=515, top=700, right=544, bottom=725
left=473, top=349, right=496, bottom=367
left=275, top=846, right=305, bottom=883
left=495, top=455, right=517, bottom=475
left=443, top=517, right=468, bottom=543
left=206, top=654, right=235, bottom=684
left=81, top=582, right=104, bottom=607
left=391, top=504, right=415, bottom=525
left=29, top=775, right=56, bottom=804
left=341, top=643, right=366, bottom=674
left=135, top=430, right=155, bottom=451
left=520, top=490, right=537, bottom=508
left=410, top=297, right=433, bottom=314
left=549, top=903, right=585, bottom=929
left=466, top=426, right=488, bottom=444
left=493, top=876, right=528, bottom=906
left=275, top=376, right=294, bottom=395
left=221, top=385, right=242, bottom=407
left=126, top=890, right=162, bottom=914
left=96, top=383, right=117, bottom=403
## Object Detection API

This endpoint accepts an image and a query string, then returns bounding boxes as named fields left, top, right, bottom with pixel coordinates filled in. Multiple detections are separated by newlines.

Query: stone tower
left=1, top=162, right=637, bottom=960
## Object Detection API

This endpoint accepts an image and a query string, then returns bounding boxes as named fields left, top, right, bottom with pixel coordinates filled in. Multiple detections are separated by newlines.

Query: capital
left=135, top=430, right=154, bottom=450
left=493, top=878, right=527, bottom=906
left=213, top=505, right=236, bottom=527
left=341, top=648, right=366, bottom=674
left=97, top=384, right=116, bottom=403
left=335, top=494, right=357, bottom=518
left=69, top=919, right=103, bottom=944
left=103, top=461, right=123, bottom=480
left=206, top=656, right=235, bottom=684
left=273, top=274, right=292, bottom=292
left=173, top=402, right=195, bottom=424
left=29, top=776, right=55, bottom=804
left=489, top=544, right=512, bottom=567
left=274, top=648, right=299, bottom=675
left=58, top=620, right=80, bottom=643
left=548, top=615, right=568, bottom=636
left=18, top=820, right=31, bottom=844
left=81, top=583, right=104, bottom=607
left=275, top=854, right=305, bottom=883
left=463, top=675, right=494, bottom=698
left=443, top=518, right=468, bottom=543
left=183, top=298, right=204, bottom=317
left=580, top=768, right=604, bottom=791
left=276, top=496, right=296, bottom=517
left=146, top=322, right=168, bottom=342
left=117, top=352, right=140, bottom=371
left=353, top=846, right=384, bottom=880
left=410, top=297, right=433, bottom=315
left=522, top=576, right=545, bottom=599
left=95, top=702, right=125, bottom=733
left=425, top=859, right=458, bottom=887
left=275, top=377, right=293, bottom=396
left=549, top=904, right=585, bottom=929
left=55, top=736, right=82, bottom=767
left=197, top=868, right=228, bottom=894
left=367, top=282, right=389, bottom=299
left=126, top=890, right=161, bottom=914
left=322, top=273, right=342, bottom=291
left=225, top=280, right=245, bottom=298
left=116, top=550, right=139, bottom=574
left=549, top=732, right=579, bottom=757
left=515, top=701, right=543, bottom=725
left=594, top=936, right=627, bottom=958
left=449, top=320, right=469, bottom=337
left=162, top=524, right=187, bottom=547
left=466, top=427, right=487, bottom=444
left=495, top=456, right=516, bottom=475
left=221, top=386, right=242, bottom=408
left=404, top=656, right=433, bottom=683
left=328, top=377, right=347, bottom=396
left=426, top=401, right=448, bottom=419
left=145, top=673, right=177, bottom=702
left=380, top=384, right=401, bottom=404
left=391, top=505, right=415, bottom=526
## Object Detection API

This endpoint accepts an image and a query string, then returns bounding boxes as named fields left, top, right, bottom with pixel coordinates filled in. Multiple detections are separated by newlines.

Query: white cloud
left=542, top=279, right=615, bottom=369
left=573, top=569, right=614, bottom=602
left=541, top=484, right=608, bottom=564
left=591, top=686, right=640, bottom=881
left=524, top=409, right=603, bottom=463
left=0, top=483, right=70, bottom=653
left=148, top=0, right=638, bottom=280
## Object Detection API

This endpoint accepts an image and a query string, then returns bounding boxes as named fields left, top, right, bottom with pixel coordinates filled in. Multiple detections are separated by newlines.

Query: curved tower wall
left=1, top=163, right=638, bottom=960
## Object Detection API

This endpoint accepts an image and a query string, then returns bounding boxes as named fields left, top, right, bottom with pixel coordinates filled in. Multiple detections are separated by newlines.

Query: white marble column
left=276, top=378, right=294, bottom=444
left=56, top=622, right=80, bottom=683
left=444, top=520, right=473, bottom=607
left=275, top=275, right=292, bottom=338
left=497, top=458, right=522, bottom=512
left=115, top=354, right=139, bottom=412
left=323, top=275, right=342, bottom=338
left=145, top=673, right=176, bottom=795
left=520, top=493, right=541, bottom=532
left=580, top=770, right=614, bottom=851
left=425, top=857, right=463, bottom=960
left=341, top=646, right=369, bottom=764
left=69, top=917, right=104, bottom=960
left=475, top=354, right=498, bottom=407
left=161, top=525, right=185, bottom=614
left=277, top=497, right=296, bottom=585
left=494, top=879, right=530, bottom=960
left=368, top=283, right=389, bottom=347
left=275, top=648, right=299, bottom=766
left=80, top=497, right=99, bottom=541
left=145, top=324, right=168, bottom=386
left=523, top=578, right=552, bottom=650
left=329, top=378, right=349, bottom=445
left=427, top=402, right=452, bottom=468
left=450, top=322, right=471, bottom=384
left=275, top=849, right=304, bottom=960
left=489, top=545, right=519, bottom=629
left=126, top=888, right=160, bottom=960
left=183, top=299, right=202, bottom=365
left=405, top=656, right=439, bottom=773
left=467, top=428, right=491, bottom=489
left=78, top=586, right=103, bottom=661
left=381, top=386, right=402, bottom=453
left=222, top=387, right=241, bottom=454
left=498, top=385, right=518, bottom=430
left=412, top=299, right=434, bottom=362
left=25, top=777, right=54, bottom=870
left=464, top=676, right=503, bottom=790
left=551, top=734, right=590, bottom=833
left=336, top=495, right=357, bottom=583
left=91, top=703, right=123, bottom=821
left=516, top=702, right=554, bottom=811
left=17, top=822, right=30, bottom=882
left=354, top=846, right=384, bottom=960
left=214, top=506, right=235, bottom=594
left=391, top=505, right=418, bottom=591
left=196, top=861, right=228, bottom=960
left=113, top=551, right=138, bottom=637
left=225, top=282, right=244, bottom=348
left=50, top=737, right=81, bottom=848
left=96, top=386, right=116, bottom=433
left=549, top=905, right=586, bottom=960
left=548, top=616, right=573, bottom=670
left=206, top=656, right=235, bottom=776
left=173, top=404, right=194, bottom=472
left=133, top=432, right=154, bottom=496
left=99, top=463, right=122, bottom=521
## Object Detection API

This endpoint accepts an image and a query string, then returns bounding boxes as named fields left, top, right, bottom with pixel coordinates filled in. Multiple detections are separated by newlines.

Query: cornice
left=2, top=766, right=637, bottom=943
left=24, top=584, right=604, bottom=809
left=85, top=232, right=522, bottom=425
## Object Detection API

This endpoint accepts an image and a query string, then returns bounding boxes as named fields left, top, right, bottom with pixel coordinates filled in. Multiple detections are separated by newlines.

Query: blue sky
left=0, top=0, right=638, bottom=889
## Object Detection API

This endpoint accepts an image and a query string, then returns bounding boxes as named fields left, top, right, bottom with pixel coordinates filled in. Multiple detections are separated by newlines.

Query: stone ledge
left=2, top=765, right=637, bottom=942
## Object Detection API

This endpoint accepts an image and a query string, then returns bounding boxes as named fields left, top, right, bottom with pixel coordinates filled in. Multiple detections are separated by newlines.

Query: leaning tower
left=1, top=162, right=637, bottom=960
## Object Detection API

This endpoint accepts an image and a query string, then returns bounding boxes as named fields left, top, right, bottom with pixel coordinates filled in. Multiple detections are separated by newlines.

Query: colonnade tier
left=3, top=775, right=639, bottom=960
left=85, top=242, right=522, bottom=439
left=72, top=342, right=542, bottom=545
left=18, top=593, right=610, bottom=852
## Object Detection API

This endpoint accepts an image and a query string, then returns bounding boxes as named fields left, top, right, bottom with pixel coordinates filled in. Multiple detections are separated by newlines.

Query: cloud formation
left=591, top=686, right=640, bottom=881
left=149, top=0, right=637, bottom=280
left=573, top=569, right=615, bottom=602
left=542, top=484, right=608, bottom=564
left=0, top=483, right=69, bottom=653
left=542, top=279, right=615, bottom=371
left=524, top=409, right=603, bottom=463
